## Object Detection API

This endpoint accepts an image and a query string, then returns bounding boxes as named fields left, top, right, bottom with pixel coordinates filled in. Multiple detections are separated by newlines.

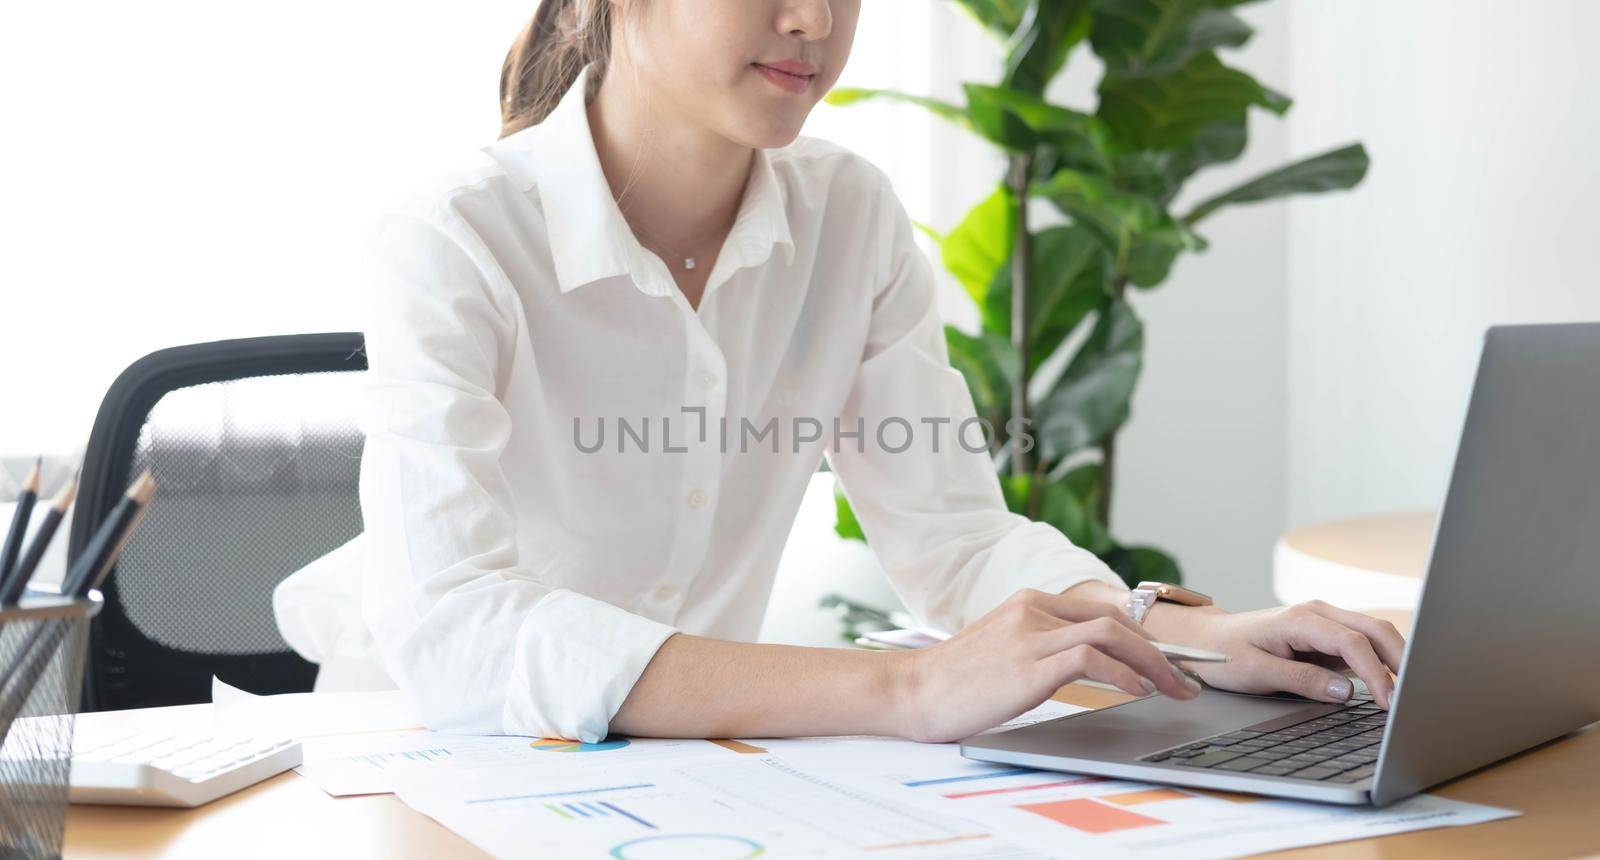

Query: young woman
left=349, top=0, right=1405, bottom=745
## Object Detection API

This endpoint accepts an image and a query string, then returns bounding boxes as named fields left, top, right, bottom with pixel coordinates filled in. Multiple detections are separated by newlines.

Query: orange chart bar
left=1018, top=798, right=1164, bottom=834
left=708, top=739, right=767, bottom=754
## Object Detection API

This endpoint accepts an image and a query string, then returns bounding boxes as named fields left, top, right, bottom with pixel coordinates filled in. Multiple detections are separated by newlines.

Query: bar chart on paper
left=296, top=732, right=721, bottom=797
left=836, top=761, right=1515, bottom=858
left=893, top=765, right=1255, bottom=836
left=394, top=755, right=1050, bottom=859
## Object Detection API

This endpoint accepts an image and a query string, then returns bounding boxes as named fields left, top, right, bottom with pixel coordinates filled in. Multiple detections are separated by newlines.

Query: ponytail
left=499, top=0, right=616, bottom=138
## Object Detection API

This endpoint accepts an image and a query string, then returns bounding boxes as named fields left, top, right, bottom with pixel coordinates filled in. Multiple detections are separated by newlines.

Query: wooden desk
left=65, top=622, right=1600, bottom=859
left=1273, top=512, right=1435, bottom=611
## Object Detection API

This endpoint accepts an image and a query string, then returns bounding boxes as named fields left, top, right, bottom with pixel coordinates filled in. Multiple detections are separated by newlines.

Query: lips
left=753, top=61, right=816, bottom=95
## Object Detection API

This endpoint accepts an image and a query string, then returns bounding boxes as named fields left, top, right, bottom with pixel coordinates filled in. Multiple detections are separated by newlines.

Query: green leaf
left=940, top=185, right=1016, bottom=305
left=961, top=82, right=1031, bottom=151
left=962, top=85, right=1097, bottom=136
left=1032, top=168, right=1206, bottom=287
left=1002, top=0, right=1093, bottom=95
left=832, top=479, right=865, bottom=541
left=963, top=85, right=1115, bottom=174
left=1097, top=52, right=1288, bottom=152
left=993, top=470, right=1116, bottom=555
left=1054, top=464, right=1111, bottom=550
left=1058, top=462, right=1102, bottom=500
left=998, top=473, right=1033, bottom=515
left=948, top=0, right=1029, bottom=41
left=823, top=87, right=972, bottom=130
left=984, top=225, right=1110, bottom=372
left=1182, top=142, right=1371, bottom=224
left=1039, top=479, right=1087, bottom=545
left=945, top=325, right=1019, bottom=428
left=1105, top=544, right=1183, bottom=587
left=1125, top=218, right=1207, bottom=287
left=1151, top=119, right=1250, bottom=201
left=1033, top=168, right=1162, bottom=255
left=1112, top=119, right=1250, bottom=201
left=1091, top=1, right=1253, bottom=78
left=962, top=2, right=1094, bottom=146
left=1034, top=297, right=1145, bottom=461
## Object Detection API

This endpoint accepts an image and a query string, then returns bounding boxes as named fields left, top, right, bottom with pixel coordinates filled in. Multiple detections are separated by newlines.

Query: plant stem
left=1099, top=275, right=1130, bottom=529
left=1098, top=433, right=1115, bottom=528
left=1008, top=151, right=1033, bottom=478
left=1025, top=451, right=1047, bottom=520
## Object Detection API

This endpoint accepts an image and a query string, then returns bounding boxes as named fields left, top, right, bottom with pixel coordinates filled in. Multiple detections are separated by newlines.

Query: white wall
left=1285, top=1, right=1600, bottom=528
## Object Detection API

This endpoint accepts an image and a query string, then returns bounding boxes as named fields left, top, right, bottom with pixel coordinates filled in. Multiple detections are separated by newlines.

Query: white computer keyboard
left=70, top=731, right=302, bottom=807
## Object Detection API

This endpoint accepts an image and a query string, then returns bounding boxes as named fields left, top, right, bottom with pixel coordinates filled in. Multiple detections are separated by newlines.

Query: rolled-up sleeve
left=357, top=208, right=676, bottom=743
left=824, top=172, right=1127, bottom=633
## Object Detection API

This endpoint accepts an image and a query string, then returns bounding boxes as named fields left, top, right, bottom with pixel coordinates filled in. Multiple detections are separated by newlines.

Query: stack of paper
left=282, top=698, right=1516, bottom=858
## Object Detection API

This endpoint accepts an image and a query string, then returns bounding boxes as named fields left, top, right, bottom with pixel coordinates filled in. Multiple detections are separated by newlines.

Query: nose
left=777, top=0, right=832, bottom=41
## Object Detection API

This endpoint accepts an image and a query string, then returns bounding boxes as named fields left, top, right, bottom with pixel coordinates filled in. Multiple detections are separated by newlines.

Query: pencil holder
left=0, top=592, right=101, bottom=860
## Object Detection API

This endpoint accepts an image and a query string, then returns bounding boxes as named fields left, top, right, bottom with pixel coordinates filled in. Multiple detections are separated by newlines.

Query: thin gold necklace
left=630, top=223, right=702, bottom=271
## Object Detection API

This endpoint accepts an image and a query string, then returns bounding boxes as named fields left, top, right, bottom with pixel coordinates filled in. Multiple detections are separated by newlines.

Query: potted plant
left=828, top=0, right=1369, bottom=587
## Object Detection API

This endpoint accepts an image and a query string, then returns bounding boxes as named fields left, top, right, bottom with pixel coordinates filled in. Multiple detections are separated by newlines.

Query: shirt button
left=697, top=371, right=719, bottom=389
left=686, top=488, right=708, bottom=508
left=654, top=585, right=679, bottom=603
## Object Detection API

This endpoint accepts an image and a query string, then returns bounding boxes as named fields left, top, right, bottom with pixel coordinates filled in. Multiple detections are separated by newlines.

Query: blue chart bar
left=545, top=800, right=653, bottom=829
left=901, top=767, right=1040, bottom=788
left=598, top=801, right=656, bottom=830
left=400, top=749, right=452, bottom=762
left=353, top=749, right=455, bottom=769
left=468, top=783, right=657, bottom=805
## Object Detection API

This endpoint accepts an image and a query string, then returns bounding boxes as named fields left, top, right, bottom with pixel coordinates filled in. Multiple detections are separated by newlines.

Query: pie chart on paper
left=529, top=737, right=632, bottom=753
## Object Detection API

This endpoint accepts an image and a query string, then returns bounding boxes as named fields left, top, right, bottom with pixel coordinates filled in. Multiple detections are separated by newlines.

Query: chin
left=736, top=112, right=810, bottom=150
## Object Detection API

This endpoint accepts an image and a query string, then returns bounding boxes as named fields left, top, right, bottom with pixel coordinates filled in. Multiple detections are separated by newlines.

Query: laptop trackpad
left=977, top=691, right=1341, bottom=762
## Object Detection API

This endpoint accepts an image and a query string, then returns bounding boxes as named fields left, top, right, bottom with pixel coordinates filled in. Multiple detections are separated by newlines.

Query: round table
left=1272, top=511, right=1435, bottom=617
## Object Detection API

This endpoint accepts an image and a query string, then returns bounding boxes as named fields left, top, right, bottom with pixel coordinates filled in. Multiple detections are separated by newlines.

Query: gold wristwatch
left=1125, top=581, right=1212, bottom=626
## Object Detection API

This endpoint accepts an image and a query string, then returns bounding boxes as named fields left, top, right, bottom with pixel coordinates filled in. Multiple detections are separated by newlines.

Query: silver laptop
left=962, top=323, right=1600, bottom=805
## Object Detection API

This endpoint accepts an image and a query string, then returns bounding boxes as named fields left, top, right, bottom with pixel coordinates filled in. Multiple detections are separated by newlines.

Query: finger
left=1245, top=651, right=1363, bottom=705
left=1302, top=601, right=1407, bottom=674
left=1275, top=610, right=1395, bottom=708
left=1014, top=589, right=1151, bottom=638
left=1033, top=645, right=1150, bottom=698
left=1047, top=617, right=1198, bottom=699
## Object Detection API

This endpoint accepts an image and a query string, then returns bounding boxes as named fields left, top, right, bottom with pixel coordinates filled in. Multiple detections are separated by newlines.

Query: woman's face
left=616, top=0, right=860, bottom=149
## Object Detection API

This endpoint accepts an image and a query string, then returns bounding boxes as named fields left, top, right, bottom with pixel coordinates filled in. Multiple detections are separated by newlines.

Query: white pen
left=856, top=628, right=1228, bottom=663
left=1154, top=641, right=1228, bottom=664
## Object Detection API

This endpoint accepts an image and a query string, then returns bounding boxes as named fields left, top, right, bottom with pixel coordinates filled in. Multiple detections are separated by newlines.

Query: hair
left=499, top=0, right=620, bottom=138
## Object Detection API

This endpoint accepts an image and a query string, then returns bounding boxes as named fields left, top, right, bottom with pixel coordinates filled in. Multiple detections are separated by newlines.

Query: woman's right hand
left=890, top=588, right=1202, bottom=743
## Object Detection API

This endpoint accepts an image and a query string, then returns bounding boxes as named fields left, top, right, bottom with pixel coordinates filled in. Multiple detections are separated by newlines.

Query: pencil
left=61, top=469, right=156, bottom=598
left=0, top=471, right=78, bottom=605
left=0, top=457, right=42, bottom=589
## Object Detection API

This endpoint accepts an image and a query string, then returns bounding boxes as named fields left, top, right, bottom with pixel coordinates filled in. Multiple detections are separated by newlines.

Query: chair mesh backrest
left=114, top=371, right=365, bottom=656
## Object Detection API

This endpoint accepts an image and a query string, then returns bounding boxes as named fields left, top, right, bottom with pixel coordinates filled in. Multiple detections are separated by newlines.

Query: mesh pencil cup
left=0, top=591, right=101, bottom=860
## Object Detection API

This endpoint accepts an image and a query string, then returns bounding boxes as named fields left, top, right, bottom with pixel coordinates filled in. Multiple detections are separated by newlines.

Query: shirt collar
left=506, top=63, right=795, bottom=298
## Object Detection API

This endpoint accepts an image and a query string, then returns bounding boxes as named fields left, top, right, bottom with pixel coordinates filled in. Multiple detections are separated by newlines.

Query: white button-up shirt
left=352, top=63, right=1124, bottom=743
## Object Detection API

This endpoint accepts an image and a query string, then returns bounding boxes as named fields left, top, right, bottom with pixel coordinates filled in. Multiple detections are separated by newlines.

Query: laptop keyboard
left=1138, top=691, right=1386, bottom=783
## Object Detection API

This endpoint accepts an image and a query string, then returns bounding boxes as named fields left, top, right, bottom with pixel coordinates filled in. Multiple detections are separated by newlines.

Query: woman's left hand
left=1144, top=599, right=1407, bottom=709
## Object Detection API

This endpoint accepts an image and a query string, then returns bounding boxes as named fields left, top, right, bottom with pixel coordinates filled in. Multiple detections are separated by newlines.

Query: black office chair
left=68, top=333, right=368, bottom=711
